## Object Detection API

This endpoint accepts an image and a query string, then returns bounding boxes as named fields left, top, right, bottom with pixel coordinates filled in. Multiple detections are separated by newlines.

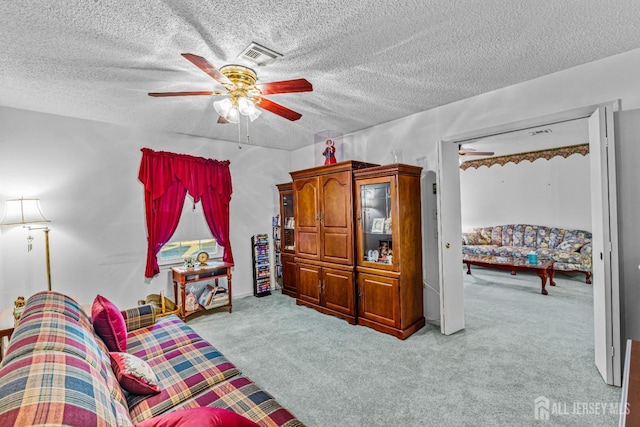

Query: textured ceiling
left=2, top=1, right=640, bottom=151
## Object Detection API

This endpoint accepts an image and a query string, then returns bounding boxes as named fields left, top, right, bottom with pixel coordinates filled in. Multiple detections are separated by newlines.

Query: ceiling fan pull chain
left=246, top=117, right=250, bottom=147
left=237, top=119, right=242, bottom=150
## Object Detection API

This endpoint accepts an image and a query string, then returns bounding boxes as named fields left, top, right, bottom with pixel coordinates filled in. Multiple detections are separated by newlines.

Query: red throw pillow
left=92, top=294, right=127, bottom=352
left=134, top=407, right=259, bottom=427
left=110, top=352, right=160, bottom=395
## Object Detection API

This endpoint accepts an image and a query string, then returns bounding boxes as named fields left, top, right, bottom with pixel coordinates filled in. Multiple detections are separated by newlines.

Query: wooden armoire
left=353, top=164, right=425, bottom=339
left=290, top=161, right=374, bottom=324
left=289, top=161, right=425, bottom=339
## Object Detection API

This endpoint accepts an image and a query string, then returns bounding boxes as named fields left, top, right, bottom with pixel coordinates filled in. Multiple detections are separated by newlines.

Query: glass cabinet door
left=359, top=181, right=393, bottom=266
left=282, top=192, right=295, bottom=252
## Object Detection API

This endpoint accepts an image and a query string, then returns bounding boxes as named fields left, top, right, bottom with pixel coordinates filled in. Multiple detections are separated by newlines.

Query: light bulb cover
left=213, top=98, right=233, bottom=116
left=247, top=108, right=262, bottom=122
left=237, top=97, right=255, bottom=115
left=226, top=108, right=240, bottom=123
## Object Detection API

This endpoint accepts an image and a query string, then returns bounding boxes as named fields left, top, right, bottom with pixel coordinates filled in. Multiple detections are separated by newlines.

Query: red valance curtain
left=138, top=148, right=234, bottom=278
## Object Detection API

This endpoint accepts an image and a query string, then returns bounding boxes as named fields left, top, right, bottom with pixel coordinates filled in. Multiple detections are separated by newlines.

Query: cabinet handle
left=318, top=280, right=322, bottom=290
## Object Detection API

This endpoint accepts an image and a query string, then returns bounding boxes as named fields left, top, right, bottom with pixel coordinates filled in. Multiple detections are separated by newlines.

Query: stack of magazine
left=197, top=283, right=229, bottom=309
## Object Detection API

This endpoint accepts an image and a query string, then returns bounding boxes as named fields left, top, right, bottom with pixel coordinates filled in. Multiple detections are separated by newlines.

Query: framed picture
left=383, top=217, right=392, bottom=234
left=371, top=217, right=385, bottom=233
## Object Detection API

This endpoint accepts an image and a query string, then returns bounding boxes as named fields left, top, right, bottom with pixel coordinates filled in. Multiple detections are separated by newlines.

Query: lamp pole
left=44, top=228, right=51, bottom=291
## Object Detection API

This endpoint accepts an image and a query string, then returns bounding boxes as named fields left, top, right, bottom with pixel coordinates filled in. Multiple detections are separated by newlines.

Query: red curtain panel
left=138, top=148, right=234, bottom=277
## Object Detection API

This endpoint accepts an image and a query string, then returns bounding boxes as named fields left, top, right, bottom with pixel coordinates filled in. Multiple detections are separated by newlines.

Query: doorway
left=435, top=103, right=621, bottom=386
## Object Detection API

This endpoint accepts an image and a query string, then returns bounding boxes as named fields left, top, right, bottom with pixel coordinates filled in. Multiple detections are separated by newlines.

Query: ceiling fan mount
left=219, top=64, right=257, bottom=88
left=148, top=54, right=313, bottom=122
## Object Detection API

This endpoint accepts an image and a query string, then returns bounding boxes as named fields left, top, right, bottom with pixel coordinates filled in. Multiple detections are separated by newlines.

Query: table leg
left=549, top=266, right=556, bottom=287
left=465, top=262, right=471, bottom=275
left=173, top=281, right=178, bottom=308
left=537, top=270, right=549, bottom=295
left=180, top=282, right=187, bottom=321
left=227, top=269, right=233, bottom=313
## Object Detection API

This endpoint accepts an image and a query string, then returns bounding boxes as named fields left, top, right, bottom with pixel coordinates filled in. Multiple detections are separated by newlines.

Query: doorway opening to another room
left=435, top=103, right=621, bottom=386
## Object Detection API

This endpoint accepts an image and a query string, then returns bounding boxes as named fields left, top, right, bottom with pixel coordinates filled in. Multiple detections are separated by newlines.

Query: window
left=157, top=196, right=223, bottom=266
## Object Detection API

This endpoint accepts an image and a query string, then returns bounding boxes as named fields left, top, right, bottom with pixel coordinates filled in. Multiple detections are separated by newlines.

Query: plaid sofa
left=0, top=292, right=303, bottom=426
left=462, top=224, right=593, bottom=283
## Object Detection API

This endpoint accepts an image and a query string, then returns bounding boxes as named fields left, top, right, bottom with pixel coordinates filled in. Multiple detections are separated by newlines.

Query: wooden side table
left=171, top=261, right=233, bottom=321
left=0, top=307, right=15, bottom=362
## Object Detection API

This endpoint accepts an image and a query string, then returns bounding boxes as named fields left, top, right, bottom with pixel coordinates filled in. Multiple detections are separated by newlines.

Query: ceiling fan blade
left=255, top=97, right=302, bottom=121
left=148, top=91, right=214, bottom=97
left=217, top=115, right=229, bottom=124
left=459, top=150, right=495, bottom=156
left=255, top=79, right=313, bottom=95
left=181, top=53, right=233, bottom=86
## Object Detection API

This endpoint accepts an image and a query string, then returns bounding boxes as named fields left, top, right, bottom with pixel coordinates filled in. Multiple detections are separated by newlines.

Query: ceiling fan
left=458, top=146, right=495, bottom=156
left=148, top=53, right=313, bottom=123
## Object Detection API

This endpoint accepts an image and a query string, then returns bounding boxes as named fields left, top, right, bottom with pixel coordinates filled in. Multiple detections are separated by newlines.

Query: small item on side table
left=197, top=251, right=209, bottom=266
left=184, top=257, right=196, bottom=270
left=13, top=296, right=26, bottom=326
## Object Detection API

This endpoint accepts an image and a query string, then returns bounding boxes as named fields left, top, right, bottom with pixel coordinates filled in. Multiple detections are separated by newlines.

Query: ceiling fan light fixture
left=237, top=96, right=255, bottom=115
left=225, top=107, right=240, bottom=123
left=213, top=98, right=233, bottom=116
left=247, top=108, right=262, bottom=122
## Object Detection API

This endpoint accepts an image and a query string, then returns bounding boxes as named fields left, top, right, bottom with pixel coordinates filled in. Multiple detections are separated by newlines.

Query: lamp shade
left=0, top=198, right=50, bottom=226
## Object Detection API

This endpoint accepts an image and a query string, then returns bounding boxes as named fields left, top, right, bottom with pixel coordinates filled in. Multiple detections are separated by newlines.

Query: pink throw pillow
left=92, top=294, right=127, bottom=352
left=134, top=407, right=259, bottom=427
left=110, top=352, right=160, bottom=395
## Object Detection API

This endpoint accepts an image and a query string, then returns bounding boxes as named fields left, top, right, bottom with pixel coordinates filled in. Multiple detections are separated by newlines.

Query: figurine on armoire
left=322, top=139, right=337, bottom=165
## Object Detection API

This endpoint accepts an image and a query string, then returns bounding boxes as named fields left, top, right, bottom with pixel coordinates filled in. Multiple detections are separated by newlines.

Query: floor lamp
left=0, top=197, right=52, bottom=291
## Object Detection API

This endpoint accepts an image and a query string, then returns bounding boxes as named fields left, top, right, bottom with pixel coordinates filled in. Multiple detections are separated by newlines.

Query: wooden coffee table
left=463, top=254, right=556, bottom=295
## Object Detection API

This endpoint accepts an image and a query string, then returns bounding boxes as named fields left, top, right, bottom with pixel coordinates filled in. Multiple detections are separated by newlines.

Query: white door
left=437, top=140, right=465, bottom=335
left=589, top=104, right=621, bottom=386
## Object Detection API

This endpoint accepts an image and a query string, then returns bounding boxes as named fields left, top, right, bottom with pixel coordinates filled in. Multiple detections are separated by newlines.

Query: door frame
left=438, top=101, right=621, bottom=384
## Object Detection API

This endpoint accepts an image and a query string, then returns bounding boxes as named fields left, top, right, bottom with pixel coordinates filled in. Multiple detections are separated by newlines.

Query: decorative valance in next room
left=138, top=148, right=233, bottom=278
left=460, top=143, right=589, bottom=171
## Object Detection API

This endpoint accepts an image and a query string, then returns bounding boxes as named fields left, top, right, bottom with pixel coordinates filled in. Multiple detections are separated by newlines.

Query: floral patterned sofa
left=462, top=224, right=592, bottom=283
left=0, top=291, right=303, bottom=426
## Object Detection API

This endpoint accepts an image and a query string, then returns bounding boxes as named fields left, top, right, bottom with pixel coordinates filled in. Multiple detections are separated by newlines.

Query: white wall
left=0, top=107, right=291, bottom=308
left=460, top=154, right=592, bottom=231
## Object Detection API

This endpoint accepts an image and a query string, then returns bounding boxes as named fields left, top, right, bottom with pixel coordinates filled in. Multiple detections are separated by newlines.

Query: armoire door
left=322, top=267, right=354, bottom=316
left=297, top=263, right=321, bottom=306
left=358, top=273, right=399, bottom=328
left=281, top=253, right=297, bottom=297
left=295, top=177, right=320, bottom=261
left=320, top=171, right=353, bottom=265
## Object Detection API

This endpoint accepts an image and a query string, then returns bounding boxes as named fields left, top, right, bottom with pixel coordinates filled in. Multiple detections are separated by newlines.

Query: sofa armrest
left=580, top=242, right=593, bottom=256
left=121, top=304, right=156, bottom=332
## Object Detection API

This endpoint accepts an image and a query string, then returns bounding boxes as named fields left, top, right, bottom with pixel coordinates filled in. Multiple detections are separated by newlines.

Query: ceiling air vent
left=238, top=42, right=282, bottom=66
